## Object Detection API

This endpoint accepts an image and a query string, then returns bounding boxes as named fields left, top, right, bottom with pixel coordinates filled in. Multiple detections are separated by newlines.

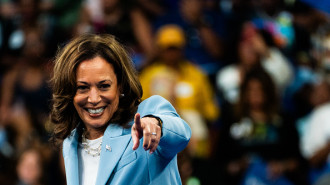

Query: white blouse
left=78, top=136, right=103, bottom=185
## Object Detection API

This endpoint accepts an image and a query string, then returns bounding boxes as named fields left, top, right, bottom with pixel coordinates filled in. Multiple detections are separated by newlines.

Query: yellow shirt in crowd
left=139, top=60, right=220, bottom=123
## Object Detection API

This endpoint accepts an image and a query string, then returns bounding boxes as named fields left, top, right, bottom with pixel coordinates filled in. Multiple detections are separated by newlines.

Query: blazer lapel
left=63, top=128, right=80, bottom=185
left=95, top=124, right=132, bottom=185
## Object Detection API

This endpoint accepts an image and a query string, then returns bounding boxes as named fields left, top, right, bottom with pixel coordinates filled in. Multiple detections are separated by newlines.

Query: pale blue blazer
left=63, top=95, right=191, bottom=185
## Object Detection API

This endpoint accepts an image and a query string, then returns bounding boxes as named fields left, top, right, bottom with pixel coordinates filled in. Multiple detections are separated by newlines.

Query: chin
left=85, top=119, right=109, bottom=129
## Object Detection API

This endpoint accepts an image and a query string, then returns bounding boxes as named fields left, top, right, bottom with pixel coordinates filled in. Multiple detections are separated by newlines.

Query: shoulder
left=139, top=63, right=170, bottom=80
left=137, top=95, right=177, bottom=116
left=141, top=63, right=167, bottom=73
left=181, top=60, right=205, bottom=74
left=139, top=95, right=169, bottom=107
left=62, top=128, right=79, bottom=156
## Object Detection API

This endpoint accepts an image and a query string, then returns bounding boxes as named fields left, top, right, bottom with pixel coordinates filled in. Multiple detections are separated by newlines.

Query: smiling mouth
left=85, top=107, right=106, bottom=114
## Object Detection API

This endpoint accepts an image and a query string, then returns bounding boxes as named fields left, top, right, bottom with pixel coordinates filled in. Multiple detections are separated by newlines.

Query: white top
left=78, top=136, right=103, bottom=185
left=261, top=48, right=293, bottom=91
left=216, top=64, right=240, bottom=104
left=301, top=103, right=330, bottom=158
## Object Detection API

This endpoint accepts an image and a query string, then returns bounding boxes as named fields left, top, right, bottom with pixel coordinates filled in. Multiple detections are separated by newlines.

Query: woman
left=216, top=22, right=292, bottom=105
left=50, top=34, right=191, bottom=185
left=217, top=67, right=305, bottom=185
left=16, top=143, right=46, bottom=185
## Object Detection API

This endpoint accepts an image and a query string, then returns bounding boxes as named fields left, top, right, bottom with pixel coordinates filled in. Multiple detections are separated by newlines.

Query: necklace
left=81, top=129, right=102, bottom=157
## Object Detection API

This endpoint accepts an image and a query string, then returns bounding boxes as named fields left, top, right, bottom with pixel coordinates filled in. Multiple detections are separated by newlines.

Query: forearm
left=198, top=26, right=223, bottom=59
left=154, top=114, right=191, bottom=158
left=138, top=95, right=191, bottom=158
left=131, top=9, right=154, bottom=55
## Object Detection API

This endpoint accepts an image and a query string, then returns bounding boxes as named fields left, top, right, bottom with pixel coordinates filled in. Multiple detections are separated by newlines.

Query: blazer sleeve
left=137, top=95, right=192, bottom=158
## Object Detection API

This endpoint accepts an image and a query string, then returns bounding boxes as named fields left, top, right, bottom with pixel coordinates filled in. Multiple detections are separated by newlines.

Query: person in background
left=50, top=33, right=191, bottom=185
left=216, top=67, right=306, bottom=185
left=16, top=143, right=46, bottom=185
left=153, top=0, right=224, bottom=76
left=216, top=22, right=292, bottom=106
left=14, top=141, right=65, bottom=185
left=0, top=27, right=52, bottom=142
left=299, top=77, right=330, bottom=185
left=74, top=0, right=155, bottom=69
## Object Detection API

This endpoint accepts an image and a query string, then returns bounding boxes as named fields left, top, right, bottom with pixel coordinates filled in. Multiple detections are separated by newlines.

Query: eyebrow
left=77, top=80, right=113, bottom=84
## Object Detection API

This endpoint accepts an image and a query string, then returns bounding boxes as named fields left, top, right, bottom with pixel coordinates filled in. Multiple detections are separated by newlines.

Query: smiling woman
left=50, top=34, right=191, bottom=185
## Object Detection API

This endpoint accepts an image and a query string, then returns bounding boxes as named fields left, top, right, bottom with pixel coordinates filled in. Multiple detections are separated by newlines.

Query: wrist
left=144, top=115, right=162, bottom=127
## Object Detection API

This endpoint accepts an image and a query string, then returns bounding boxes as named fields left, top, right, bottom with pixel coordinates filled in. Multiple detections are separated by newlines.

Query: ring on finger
left=151, top=132, right=157, bottom=136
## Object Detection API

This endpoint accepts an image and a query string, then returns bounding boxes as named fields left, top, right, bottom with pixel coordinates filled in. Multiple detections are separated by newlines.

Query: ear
left=118, top=85, right=124, bottom=98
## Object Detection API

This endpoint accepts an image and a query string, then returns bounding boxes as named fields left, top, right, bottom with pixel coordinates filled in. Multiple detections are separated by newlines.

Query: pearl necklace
left=81, top=130, right=102, bottom=157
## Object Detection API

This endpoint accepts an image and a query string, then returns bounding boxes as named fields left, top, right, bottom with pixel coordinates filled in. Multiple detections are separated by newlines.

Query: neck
left=84, top=128, right=105, bottom=140
left=163, top=59, right=181, bottom=70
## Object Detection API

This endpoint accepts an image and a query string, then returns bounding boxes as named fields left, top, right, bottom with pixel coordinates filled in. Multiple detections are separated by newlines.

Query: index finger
left=134, top=113, right=142, bottom=129
left=132, top=113, right=142, bottom=150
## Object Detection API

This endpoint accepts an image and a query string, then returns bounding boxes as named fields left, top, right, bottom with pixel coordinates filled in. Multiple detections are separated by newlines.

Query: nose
left=88, top=87, right=101, bottom=105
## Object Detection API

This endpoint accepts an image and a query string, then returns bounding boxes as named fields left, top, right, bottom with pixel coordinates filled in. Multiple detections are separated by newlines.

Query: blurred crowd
left=0, top=0, right=329, bottom=184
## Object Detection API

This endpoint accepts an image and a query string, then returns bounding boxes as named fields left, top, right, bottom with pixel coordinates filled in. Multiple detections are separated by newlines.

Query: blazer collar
left=95, top=123, right=132, bottom=185
left=63, top=125, right=81, bottom=185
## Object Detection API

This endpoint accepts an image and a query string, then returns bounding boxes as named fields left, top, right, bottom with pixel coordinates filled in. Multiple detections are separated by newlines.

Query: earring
left=120, top=94, right=125, bottom=97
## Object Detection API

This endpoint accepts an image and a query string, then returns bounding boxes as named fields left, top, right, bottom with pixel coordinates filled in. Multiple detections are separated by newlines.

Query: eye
left=77, top=85, right=89, bottom=92
left=99, top=84, right=110, bottom=89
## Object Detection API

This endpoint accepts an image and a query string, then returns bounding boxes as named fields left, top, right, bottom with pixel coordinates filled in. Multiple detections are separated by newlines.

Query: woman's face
left=73, top=56, right=120, bottom=131
left=239, top=41, right=258, bottom=67
left=17, top=150, right=41, bottom=185
left=102, top=0, right=119, bottom=12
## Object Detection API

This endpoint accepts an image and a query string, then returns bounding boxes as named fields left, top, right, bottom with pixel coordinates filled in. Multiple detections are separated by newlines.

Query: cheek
left=108, top=94, right=120, bottom=109
left=73, top=94, right=86, bottom=109
left=109, top=94, right=120, bottom=114
left=108, top=87, right=120, bottom=101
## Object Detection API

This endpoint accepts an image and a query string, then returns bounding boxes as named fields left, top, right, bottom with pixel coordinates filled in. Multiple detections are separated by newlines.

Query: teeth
left=88, top=108, right=104, bottom=114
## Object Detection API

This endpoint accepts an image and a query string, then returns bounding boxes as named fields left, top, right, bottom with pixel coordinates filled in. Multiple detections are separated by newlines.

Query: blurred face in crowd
left=239, top=41, right=259, bottom=67
left=73, top=56, right=121, bottom=133
left=23, top=29, right=45, bottom=59
left=17, top=150, right=42, bottom=185
left=239, top=24, right=260, bottom=68
left=246, top=79, right=265, bottom=109
left=180, top=0, right=203, bottom=21
left=161, top=47, right=183, bottom=66
left=20, top=0, right=39, bottom=22
left=102, top=0, right=119, bottom=13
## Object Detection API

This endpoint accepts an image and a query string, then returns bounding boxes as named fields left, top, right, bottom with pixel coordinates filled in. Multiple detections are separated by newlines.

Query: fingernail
left=150, top=151, right=153, bottom=154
